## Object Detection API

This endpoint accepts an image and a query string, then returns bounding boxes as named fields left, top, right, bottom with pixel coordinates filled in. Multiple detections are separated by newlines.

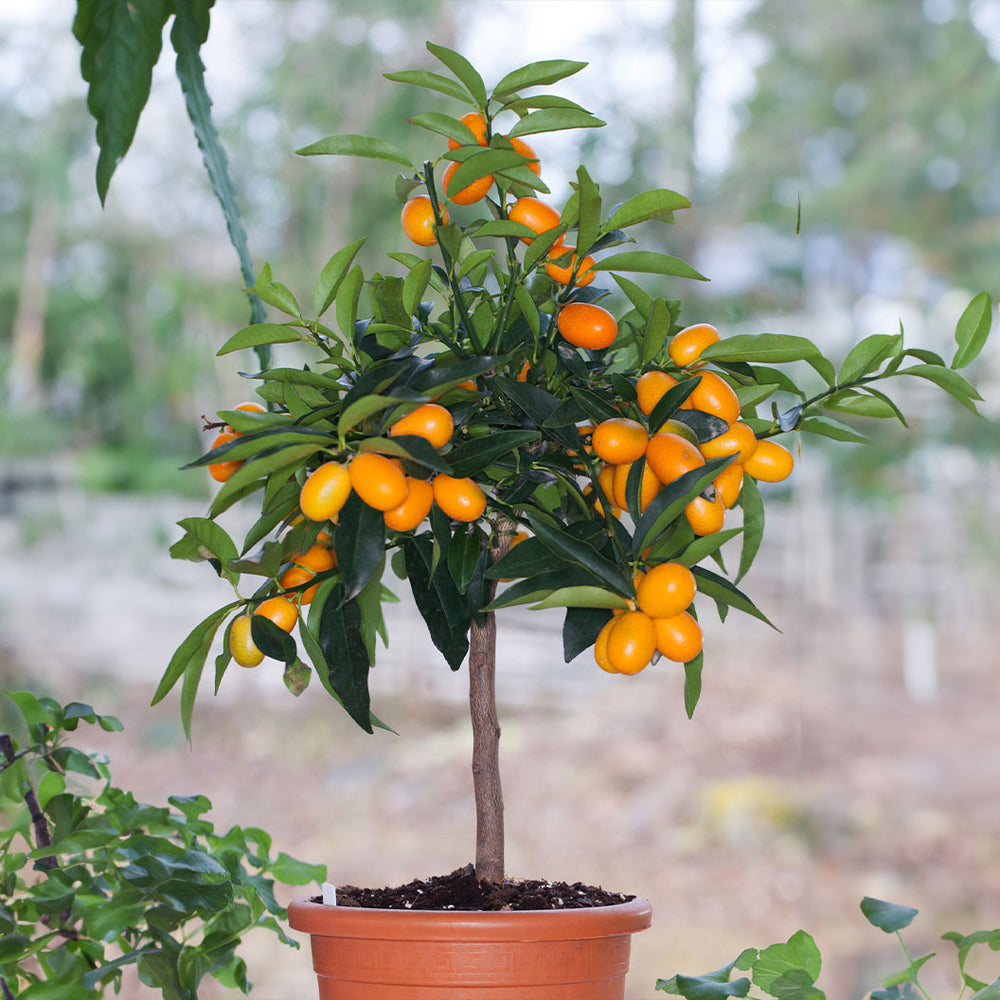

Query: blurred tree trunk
left=9, top=199, right=56, bottom=412
left=670, top=0, right=701, bottom=261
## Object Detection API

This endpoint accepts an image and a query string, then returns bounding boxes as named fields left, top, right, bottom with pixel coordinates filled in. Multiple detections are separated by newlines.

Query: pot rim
left=287, top=895, right=652, bottom=942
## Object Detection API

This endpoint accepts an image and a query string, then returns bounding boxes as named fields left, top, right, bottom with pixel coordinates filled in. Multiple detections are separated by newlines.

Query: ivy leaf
left=860, top=897, right=918, bottom=933
left=752, top=931, right=822, bottom=994
left=73, top=0, right=172, bottom=204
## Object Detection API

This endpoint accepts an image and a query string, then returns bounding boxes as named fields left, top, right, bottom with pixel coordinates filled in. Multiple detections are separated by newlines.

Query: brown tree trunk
left=468, top=519, right=515, bottom=883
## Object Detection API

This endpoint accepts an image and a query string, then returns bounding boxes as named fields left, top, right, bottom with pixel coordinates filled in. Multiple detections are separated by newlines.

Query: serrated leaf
left=296, top=133, right=412, bottom=168
left=73, top=0, right=172, bottom=203
left=493, top=58, right=588, bottom=96
left=217, top=323, right=304, bottom=356
left=952, top=291, right=993, bottom=369
left=593, top=251, right=707, bottom=281
left=861, top=897, right=918, bottom=933
left=607, top=189, right=691, bottom=230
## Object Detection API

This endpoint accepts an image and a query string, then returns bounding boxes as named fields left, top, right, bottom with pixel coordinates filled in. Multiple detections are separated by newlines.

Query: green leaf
left=593, top=251, right=707, bottom=281
left=408, top=111, right=479, bottom=146
left=574, top=164, right=602, bottom=256
left=737, top=475, right=764, bottom=583
left=337, top=395, right=398, bottom=437
left=656, top=967, right=751, bottom=998
left=448, top=430, right=540, bottom=478
left=838, top=333, right=903, bottom=384
left=447, top=525, right=485, bottom=595
left=643, top=298, right=673, bottom=365
left=73, top=0, right=172, bottom=204
left=823, top=390, right=901, bottom=421
left=383, top=68, right=469, bottom=102
left=311, top=585, right=372, bottom=732
left=898, top=363, right=983, bottom=413
left=336, top=264, right=364, bottom=340
left=683, top=654, right=704, bottom=718
left=882, top=952, right=936, bottom=989
left=752, top=931, right=822, bottom=994
left=426, top=41, right=487, bottom=106
left=515, top=283, right=541, bottom=338
left=175, top=517, right=239, bottom=583
left=446, top=148, right=529, bottom=192
left=296, top=133, right=413, bottom=168
left=797, top=415, right=868, bottom=444
left=333, top=492, right=387, bottom=602
left=493, top=59, right=588, bottom=96
left=402, top=257, right=433, bottom=317
left=607, top=189, right=691, bottom=230
left=613, top=274, right=653, bottom=320
left=861, top=897, right=918, bottom=933
left=207, top=443, right=316, bottom=519
left=968, top=981, right=1000, bottom=1000
left=509, top=108, right=606, bottom=137
left=250, top=615, right=297, bottom=666
left=495, top=375, right=563, bottom=425
left=952, top=291, right=993, bottom=369
left=701, top=334, right=836, bottom=386
left=269, top=852, right=326, bottom=886
left=217, top=322, right=304, bottom=356
left=530, top=586, right=628, bottom=610
left=693, top=566, right=777, bottom=630
left=403, top=537, right=471, bottom=670
left=471, top=219, right=538, bottom=240
left=486, top=569, right=608, bottom=610
left=252, top=262, right=301, bottom=318
left=526, top=514, right=631, bottom=596
left=313, top=239, right=366, bottom=319
left=152, top=603, right=240, bottom=711
left=562, top=606, right=612, bottom=662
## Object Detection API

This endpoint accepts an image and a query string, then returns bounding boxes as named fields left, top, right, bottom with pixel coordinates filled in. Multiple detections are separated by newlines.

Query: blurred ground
left=1, top=460, right=998, bottom=999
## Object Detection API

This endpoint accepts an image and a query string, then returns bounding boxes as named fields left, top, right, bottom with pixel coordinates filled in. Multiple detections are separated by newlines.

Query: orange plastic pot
left=287, top=895, right=652, bottom=998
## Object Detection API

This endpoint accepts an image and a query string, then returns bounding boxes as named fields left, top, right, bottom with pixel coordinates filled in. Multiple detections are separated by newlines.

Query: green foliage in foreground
left=656, top=897, right=1000, bottom=999
left=0, top=690, right=325, bottom=999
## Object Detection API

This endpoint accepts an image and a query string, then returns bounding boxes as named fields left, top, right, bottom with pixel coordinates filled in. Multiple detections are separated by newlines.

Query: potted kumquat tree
left=156, top=43, right=993, bottom=998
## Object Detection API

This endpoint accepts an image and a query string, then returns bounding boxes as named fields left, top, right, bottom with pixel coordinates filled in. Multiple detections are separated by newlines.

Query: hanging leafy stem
left=158, top=42, right=992, bottom=882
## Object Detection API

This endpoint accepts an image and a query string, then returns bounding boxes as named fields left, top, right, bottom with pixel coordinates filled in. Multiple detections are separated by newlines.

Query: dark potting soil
left=328, top=864, right=635, bottom=911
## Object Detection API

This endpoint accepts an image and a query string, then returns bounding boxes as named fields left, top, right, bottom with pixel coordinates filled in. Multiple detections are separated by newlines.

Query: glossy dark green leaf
left=648, top=381, right=699, bottom=433
left=952, top=291, right=993, bottom=370
left=526, top=514, right=631, bottom=596
left=316, top=585, right=373, bottom=732
left=447, top=524, right=485, bottom=595
left=336, top=264, right=364, bottom=340
left=509, top=108, right=606, bottom=136
left=446, top=148, right=527, bottom=193
left=860, top=897, right=919, bottom=933
left=471, top=219, right=538, bottom=240
left=448, top=430, right=540, bottom=478
left=175, top=518, right=238, bottom=583
left=426, top=41, right=487, bottom=106
left=693, top=566, right=777, bottom=630
left=643, top=298, right=673, bottom=365
left=333, top=492, right=387, bottom=602
left=607, top=189, right=691, bottom=230
left=485, top=569, right=606, bottom=610
left=383, top=68, right=468, bottom=102
left=569, top=387, right=626, bottom=424
left=403, top=536, right=471, bottom=670
left=683, top=653, right=704, bottom=719
left=409, top=111, right=477, bottom=146
left=593, top=251, right=707, bottom=281
left=494, top=59, right=588, bottom=96
left=495, top=375, right=562, bottom=424
left=612, top=274, right=654, bottom=320
left=656, top=969, right=751, bottom=998
left=562, top=606, right=612, bottom=662
left=207, top=444, right=317, bottom=518
left=250, top=615, right=296, bottom=666
left=487, top=536, right=567, bottom=580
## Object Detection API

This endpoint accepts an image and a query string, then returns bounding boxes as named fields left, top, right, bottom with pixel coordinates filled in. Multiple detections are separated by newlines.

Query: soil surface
left=332, top=863, right=635, bottom=910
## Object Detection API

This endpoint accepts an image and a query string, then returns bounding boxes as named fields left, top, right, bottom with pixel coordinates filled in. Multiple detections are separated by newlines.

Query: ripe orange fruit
left=516, top=359, right=530, bottom=381
left=208, top=432, right=242, bottom=483
left=442, top=160, right=493, bottom=205
left=389, top=403, right=455, bottom=450
left=507, top=135, right=541, bottom=176
left=597, top=463, right=616, bottom=502
left=713, top=462, right=744, bottom=509
left=653, top=611, right=703, bottom=663
left=508, top=196, right=562, bottom=244
left=280, top=565, right=321, bottom=605
left=448, top=111, right=488, bottom=150
left=636, top=371, right=680, bottom=415
left=699, top=421, right=757, bottom=464
left=383, top=477, right=434, bottom=532
left=646, top=432, right=705, bottom=484
left=682, top=371, right=741, bottom=423
left=612, top=460, right=661, bottom=512
left=606, top=610, right=657, bottom=675
left=254, top=595, right=298, bottom=632
left=556, top=302, right=618, bottom=350
left=685, top=494, right=726, bottom=536
left=349, top=452, right=409, bottom=511
left=743, top=439, right=795, bottom=482
left=668, top=323, right=720, bottom=367
left=300, top=461, right=352, bottom=522
left=593, top=617, right=618, bottom=673
left=584, top=483, right=621, bottom=519
left=229, top=614, right=264, bottom=667
left=544, top=245, right=596, bottom=287
left=224, top=400, right=266, bottom=433
left=591, top=418, right=648, bottom=465
left=636, top=562, right=696, bottom=619
left=433, top=474, right=487, bottom=522
left=401, top=195, right=448, bottom=247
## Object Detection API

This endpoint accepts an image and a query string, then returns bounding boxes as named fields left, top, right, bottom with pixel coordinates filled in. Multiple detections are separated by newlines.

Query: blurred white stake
left=902, top=619, right=939, bottom=703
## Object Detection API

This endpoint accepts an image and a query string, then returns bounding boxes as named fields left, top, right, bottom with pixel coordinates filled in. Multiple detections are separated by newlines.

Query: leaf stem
left=896, top=931, right=934, bottom=1000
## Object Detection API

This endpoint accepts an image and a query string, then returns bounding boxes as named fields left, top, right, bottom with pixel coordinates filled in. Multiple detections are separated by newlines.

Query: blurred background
left=1, top=0, right=998, bottom=997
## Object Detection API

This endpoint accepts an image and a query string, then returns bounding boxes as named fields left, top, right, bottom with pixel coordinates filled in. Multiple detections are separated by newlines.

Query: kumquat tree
left=157, top=43, right=993, bottom=884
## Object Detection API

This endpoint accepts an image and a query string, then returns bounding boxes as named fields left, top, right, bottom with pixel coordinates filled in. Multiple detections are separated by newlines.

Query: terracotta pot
left=287, top=895, right=652, bottom=998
